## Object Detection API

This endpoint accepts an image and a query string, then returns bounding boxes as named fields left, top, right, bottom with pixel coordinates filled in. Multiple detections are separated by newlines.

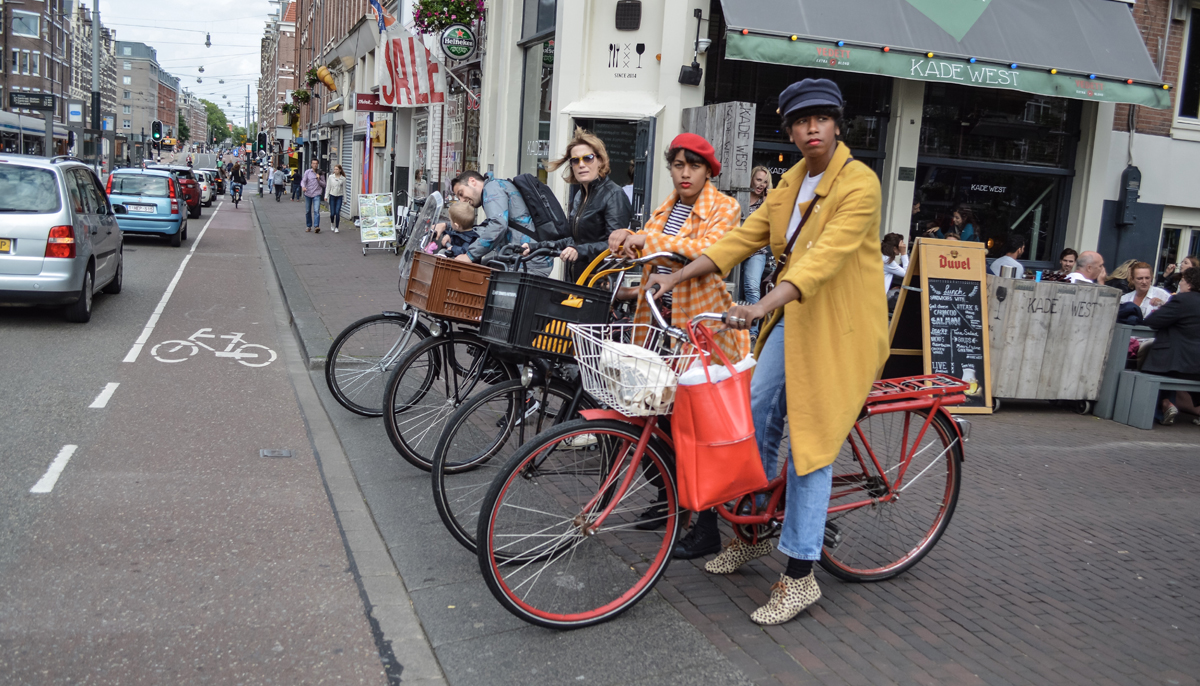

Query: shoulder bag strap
left=770, top=199, right=818, bottom=287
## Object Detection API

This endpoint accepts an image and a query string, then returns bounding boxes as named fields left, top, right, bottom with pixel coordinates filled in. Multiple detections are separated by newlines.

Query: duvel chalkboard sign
left=885, top=238, right=993, bottom=414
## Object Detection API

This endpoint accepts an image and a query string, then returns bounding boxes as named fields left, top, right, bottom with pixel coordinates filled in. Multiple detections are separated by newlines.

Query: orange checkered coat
left=633, top=181, right=750, bottom=362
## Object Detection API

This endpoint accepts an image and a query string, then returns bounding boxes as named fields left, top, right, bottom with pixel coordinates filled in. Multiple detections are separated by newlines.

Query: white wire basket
left=568, top=322, right=699, bottom=417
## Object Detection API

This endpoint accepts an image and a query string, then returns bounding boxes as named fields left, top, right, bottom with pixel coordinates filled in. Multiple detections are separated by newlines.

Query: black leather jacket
left=547, top=176, right=632, bottom=279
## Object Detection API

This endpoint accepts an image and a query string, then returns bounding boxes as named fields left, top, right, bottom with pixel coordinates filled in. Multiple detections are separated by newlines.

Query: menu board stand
left=358, top=192, right=399, bottom=256
left=884, top=238, right=993, bottom=414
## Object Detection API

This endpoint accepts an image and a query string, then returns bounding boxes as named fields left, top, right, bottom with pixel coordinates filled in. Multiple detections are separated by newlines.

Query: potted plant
left=305, top=67, right=320, bottom=87
left=412, top=0, right=484, bottom=35
left=292, top=89, right=311, bottom=104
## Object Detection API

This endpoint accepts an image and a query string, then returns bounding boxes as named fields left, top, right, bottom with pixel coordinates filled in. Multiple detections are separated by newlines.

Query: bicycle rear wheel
left=325, top=313, right=429, bottom=416
left=820, top=409, right=962, bottom=582
left=382, top=332, right=514, bottom=471
left=476, top=418, right=680, bottom=630
left=432, top=380, right=593, bottom=553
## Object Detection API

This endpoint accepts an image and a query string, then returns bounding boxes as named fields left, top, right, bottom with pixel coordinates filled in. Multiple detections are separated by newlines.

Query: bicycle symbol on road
left=151, top=328, right=277, bottom=367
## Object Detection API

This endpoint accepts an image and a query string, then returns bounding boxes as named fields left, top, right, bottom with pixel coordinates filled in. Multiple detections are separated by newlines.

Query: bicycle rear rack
left=865, top=374, right=970, bottom=413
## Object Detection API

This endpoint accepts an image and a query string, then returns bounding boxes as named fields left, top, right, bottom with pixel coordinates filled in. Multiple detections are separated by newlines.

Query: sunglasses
left=569, top=153, right=597, bottom=166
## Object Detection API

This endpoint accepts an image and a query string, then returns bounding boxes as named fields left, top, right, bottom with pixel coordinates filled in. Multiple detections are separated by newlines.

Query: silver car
left=0, top=155, right=123, bottom=323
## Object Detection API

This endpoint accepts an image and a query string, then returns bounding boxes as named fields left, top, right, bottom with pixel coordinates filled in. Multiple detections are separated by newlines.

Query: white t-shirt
left=1065, top=272, right=1094, bottom=284
left=785, top=172, right=824, bottom=245
left=1120, top=287, right=1171, bottom=318
left=989, top=254, right=1025, bottom=279
left=883, top=253, right=908, bottom=291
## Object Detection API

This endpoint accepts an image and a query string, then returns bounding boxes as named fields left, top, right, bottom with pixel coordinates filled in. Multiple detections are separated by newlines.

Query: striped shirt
left=656, top=202, right=693, bottom=305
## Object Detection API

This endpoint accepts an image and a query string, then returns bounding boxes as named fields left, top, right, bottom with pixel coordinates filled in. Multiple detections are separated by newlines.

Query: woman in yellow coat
left=646, top=79, right=889, bottom=626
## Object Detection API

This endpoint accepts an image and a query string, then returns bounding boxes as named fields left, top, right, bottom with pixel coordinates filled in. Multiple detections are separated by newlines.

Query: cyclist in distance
left=644, top=78, right=889, bottom=626
left=229, top=162, right=247, bottom=203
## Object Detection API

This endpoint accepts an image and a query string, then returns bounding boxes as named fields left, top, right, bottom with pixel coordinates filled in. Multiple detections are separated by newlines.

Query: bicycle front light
left=427, top=321, right=444, bottom=338
left=521, top=365, right=536, bottom=388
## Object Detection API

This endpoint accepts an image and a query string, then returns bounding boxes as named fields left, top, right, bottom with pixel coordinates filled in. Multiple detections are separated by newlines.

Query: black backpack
left=508, top=173, right=568, bottom=242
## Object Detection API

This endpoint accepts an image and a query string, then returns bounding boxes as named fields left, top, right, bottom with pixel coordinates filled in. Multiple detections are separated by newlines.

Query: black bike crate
left=479, top=272, right=610, bottom=360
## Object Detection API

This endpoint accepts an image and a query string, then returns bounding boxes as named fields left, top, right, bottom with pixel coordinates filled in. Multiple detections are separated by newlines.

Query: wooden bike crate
left=404, top=252, right=492, bottom=323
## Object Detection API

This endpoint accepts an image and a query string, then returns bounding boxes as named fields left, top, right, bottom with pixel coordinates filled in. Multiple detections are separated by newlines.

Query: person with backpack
left=540, top=128, right=632, bottom=283
left=451, top=170, right=550, bottom=275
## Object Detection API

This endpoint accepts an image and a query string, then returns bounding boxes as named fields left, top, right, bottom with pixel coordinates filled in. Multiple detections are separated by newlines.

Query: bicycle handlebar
left=486, top=245, right=556, bottom=270
left=644, top=283, right=727, bottom=342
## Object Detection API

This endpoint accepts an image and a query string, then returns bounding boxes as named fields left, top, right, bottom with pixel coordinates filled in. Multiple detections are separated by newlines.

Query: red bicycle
left=475, top=294, right=970, bottom=629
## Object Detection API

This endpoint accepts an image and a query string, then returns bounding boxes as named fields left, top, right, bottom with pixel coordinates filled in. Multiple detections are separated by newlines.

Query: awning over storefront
left=721, top=0, right=1171, bottom=109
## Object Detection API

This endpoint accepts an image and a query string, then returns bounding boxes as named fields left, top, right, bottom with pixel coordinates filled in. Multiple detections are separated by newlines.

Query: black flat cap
left=778, top=78, right=843, bottom=117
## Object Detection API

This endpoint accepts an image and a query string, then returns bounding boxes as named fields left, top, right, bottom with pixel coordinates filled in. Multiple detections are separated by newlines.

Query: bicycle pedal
left=823, top=522, right=842, bottom=550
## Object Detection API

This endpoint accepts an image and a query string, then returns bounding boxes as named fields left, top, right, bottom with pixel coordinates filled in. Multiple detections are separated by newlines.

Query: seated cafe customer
left=1121, top=261, right=1171, bottom=319
left=1142, top=267, right=1200, bottom=425
left=1066, top=251, right=1105, bottom=284
left=989, top=234, right=1026, bottom=278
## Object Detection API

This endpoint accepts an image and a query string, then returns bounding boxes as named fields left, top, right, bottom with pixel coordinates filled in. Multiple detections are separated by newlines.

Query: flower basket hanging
left=292, top=89, right=311, bottom=104
left=305, top=68, right=320, bottom=87
left=412, top=0, right=484, bottom=35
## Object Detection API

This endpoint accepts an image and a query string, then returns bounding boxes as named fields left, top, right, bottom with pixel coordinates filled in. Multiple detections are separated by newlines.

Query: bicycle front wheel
left=325, top=313, right=429, bottom=416
left=432, top=380, right=594, bottom=553
left=476, top=418, right=680, bottom=630
left=820, top=409, right=963, bottom=582
left=382, top=332, right=514, bottom=471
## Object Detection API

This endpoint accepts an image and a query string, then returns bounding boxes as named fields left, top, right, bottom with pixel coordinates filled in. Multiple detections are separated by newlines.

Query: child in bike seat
left=430, top=201, right=481, bottom=258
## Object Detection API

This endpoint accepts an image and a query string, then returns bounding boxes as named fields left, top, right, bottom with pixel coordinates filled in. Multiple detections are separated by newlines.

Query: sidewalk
left=252, top=193, right=1200, bottom=686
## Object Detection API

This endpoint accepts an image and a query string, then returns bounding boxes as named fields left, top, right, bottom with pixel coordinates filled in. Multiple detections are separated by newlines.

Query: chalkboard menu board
left=926, top=278, right=987, bottom=408
left=886, top=238, right=993, bottom=414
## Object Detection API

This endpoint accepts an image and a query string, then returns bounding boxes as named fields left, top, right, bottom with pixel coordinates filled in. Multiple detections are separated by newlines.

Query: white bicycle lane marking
left=151, top=327, right=277, bottom=367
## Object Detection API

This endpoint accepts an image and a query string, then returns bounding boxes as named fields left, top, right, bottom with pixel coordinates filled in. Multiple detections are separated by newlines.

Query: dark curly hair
left=1181, top=266, right=1200, bottom=293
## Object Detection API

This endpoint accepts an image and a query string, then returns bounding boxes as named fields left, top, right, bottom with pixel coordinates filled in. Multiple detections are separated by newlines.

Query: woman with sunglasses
left=542, top=128, right=632, bottom=283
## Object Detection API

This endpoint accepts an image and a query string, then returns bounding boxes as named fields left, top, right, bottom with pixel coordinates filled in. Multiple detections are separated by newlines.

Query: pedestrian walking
left=645, top=78, right=888, bottom=626
left=272, top=166, right=287, bottom=202
left=541, top=127, right=633, bottom=283
left=325, top=165, right=347, bottom=232
left=301, top=159, right=326, bottom=233
left=290, top=168, right=302, bottom=201
left=737, top=165, right=774, bottom=333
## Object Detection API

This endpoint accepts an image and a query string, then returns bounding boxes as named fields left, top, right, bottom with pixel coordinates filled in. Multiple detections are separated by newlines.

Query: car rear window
left=111, top=174, right=170, bottom=197
left=0, top=165, right=62, bottom=213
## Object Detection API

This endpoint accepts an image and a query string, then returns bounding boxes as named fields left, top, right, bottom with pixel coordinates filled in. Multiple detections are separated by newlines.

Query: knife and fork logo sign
left=608, top=43, right=646, bottom=69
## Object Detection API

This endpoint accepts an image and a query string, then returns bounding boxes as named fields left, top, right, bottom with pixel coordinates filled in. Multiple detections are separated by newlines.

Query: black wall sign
left=9, top=92, right=56, bottom=111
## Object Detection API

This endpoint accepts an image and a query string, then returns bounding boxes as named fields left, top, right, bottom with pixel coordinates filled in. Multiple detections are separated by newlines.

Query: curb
left=252, top=194, right=329, bottom=371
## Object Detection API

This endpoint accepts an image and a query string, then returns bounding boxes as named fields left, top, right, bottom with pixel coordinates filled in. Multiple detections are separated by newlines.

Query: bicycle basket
left=479, top=272, right=610, bottom=362
left=405, top=252, right=492, bottom=323
left=398, top=191, right=443, bottom=297
left=568, top=322, right=698, bottom=417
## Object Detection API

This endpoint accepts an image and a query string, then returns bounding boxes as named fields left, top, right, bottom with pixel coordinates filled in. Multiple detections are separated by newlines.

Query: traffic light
left=151, top=120, right=162, bottom=142
left=257, top=132, right=267, bottom=153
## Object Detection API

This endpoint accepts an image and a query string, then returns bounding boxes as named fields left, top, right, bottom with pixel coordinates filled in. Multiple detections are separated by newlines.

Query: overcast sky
left=88, top=0, right=276, bottom=127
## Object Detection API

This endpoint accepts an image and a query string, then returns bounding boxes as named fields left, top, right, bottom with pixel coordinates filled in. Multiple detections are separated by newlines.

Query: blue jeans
left=328, top=194, right=343, bottom=228
left=741, top=252, right=766, bottom=305
left=305, top=196, right=321, bottom=228
left=752, top=323, right=832, bottom=560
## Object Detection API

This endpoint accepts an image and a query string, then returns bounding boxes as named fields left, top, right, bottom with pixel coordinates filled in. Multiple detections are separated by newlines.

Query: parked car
left=145, top=164, right=201, bottom=219
left=0, top=154, right=123, bottom=323
left=195, top=170, right=214, bottom=207
left=106, top=168, right=188, bottom=247
left=200, top=167, right=225, bottom=195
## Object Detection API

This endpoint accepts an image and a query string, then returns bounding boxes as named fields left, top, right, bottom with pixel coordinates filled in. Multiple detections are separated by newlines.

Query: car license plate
left=127, top=204, right=155, bottom=214
left=0, top=238, right=10, bottom=254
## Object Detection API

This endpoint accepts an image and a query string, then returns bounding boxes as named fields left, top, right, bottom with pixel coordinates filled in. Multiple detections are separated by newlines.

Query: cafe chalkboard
left=885, top=238, right=993, bottom=414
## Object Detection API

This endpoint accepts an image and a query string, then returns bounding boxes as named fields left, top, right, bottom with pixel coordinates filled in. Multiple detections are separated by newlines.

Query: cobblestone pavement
left=254, top=194, right=1200, bottom=686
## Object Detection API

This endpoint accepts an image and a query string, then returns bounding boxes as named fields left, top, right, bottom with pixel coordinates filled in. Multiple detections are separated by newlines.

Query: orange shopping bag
left=671, top=322, right=766, bottom=511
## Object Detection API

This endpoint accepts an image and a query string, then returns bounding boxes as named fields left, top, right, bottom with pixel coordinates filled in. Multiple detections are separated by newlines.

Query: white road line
left=122, top=203, right=223, bottom=363
left=88, top=382, right=120, bottom=408
left=30, top=445, right=79, bottom=494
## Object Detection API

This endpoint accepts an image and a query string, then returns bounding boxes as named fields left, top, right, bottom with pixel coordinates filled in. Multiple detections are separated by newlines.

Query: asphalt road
left=0, top=193, right=387, bottom=682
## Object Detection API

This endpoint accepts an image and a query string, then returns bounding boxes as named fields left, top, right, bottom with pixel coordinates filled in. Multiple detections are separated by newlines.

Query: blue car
left=106, top=169, right=189, bottom=247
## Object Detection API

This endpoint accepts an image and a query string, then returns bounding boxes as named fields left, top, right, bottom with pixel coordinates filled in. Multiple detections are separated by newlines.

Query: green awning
left=722, top=0, right=1171, bottom=109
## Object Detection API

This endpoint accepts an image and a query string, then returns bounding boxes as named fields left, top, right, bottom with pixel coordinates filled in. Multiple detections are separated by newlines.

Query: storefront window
left=518, top=40, right=555, bottom=179
left=913, top=165, right=1067, bottom=262
left=920, top=84, right=1080, bottom=168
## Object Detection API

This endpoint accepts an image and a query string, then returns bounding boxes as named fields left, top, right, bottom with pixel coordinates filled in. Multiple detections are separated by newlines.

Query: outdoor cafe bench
left=1112, top=371, right=1200, bottom=430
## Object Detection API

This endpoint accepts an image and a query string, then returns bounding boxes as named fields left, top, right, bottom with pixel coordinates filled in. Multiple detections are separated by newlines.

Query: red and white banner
left=368, top=0, right=446, bottom=108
